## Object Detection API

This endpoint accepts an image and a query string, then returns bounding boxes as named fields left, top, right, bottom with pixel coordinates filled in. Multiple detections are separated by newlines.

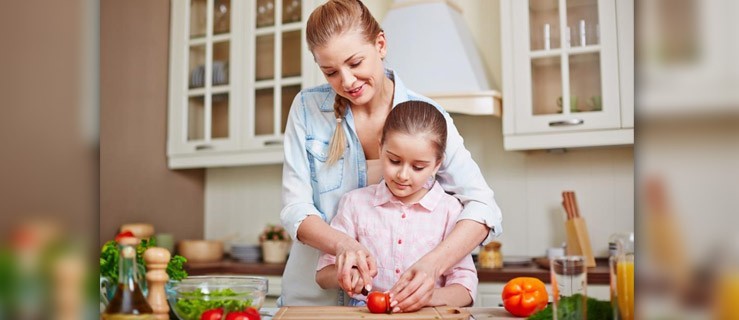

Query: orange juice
left=715, top=271, right=739, bottom=319
left=617, top=256, right=634, bottom=320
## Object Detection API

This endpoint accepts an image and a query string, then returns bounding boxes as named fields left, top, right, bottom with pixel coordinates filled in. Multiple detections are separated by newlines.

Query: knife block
left=565, top=217, right=596, bottom=267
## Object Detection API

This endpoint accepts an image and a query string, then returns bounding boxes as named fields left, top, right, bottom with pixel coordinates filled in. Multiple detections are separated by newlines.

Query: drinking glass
left=616, top=253, right=634, bottom=320
left=551, top=255, right=587, bottom=319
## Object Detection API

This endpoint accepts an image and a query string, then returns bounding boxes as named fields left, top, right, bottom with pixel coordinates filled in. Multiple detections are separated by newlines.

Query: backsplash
left=205, top=116, right=633, bottom=257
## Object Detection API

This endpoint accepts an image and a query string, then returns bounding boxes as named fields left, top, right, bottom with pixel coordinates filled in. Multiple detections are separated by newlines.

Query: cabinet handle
left=549, top=119, right=584, bottom=127
left=264, top=140, right=283, bottom=146
left=195, top=144, right=213, bottom=151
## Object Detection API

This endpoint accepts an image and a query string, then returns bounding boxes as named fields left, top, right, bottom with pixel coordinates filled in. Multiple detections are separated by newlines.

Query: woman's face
left=312, top=28, right=388, bottom=107
left=380, top=132, right=441, bottom=204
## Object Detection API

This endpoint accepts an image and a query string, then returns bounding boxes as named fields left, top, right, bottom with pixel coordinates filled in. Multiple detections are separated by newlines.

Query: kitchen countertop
left=259, top=306, right=518, bottom=319
left=185, top=256, right=610, bottom=284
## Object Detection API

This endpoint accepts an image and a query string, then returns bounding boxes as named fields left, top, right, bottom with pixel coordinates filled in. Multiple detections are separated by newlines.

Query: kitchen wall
left=0, top=0, right=97, bottom=236
left=100, top=0, right=205, bottom=245
left=204, top=0, right=634, bottom=257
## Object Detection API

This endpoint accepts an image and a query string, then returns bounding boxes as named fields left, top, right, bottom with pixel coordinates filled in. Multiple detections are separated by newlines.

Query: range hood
left=382, top=0, right=501, bottom=116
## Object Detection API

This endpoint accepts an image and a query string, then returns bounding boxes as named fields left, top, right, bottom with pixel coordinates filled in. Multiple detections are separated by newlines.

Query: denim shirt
left=279, top=69, right=503, bottom=306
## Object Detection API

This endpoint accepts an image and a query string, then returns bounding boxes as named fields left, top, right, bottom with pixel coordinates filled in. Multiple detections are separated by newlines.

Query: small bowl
left=178, top=240, right=224, bottom=263
left=168, top=275, right=267, bottom=320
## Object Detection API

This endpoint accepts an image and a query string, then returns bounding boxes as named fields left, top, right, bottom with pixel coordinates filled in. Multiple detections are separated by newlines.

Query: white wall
left=204, top=0, right=634, bottom=257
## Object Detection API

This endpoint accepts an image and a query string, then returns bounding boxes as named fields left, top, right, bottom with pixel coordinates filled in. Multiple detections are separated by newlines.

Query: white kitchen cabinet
left=500, top=0, right=633, bottom=151
left=167, top=0, right=321, bottom=169
left=639, top=0, right=739, bottom=115
left=474, top=282, right=609, bottom=308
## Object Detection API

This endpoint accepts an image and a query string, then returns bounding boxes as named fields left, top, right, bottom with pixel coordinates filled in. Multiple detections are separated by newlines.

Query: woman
left=280, top=0, right=502, bottom=312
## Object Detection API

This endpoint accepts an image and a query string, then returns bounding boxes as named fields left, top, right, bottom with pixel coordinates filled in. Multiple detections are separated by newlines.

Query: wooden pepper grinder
left=144, top=247, right=171, bottom=320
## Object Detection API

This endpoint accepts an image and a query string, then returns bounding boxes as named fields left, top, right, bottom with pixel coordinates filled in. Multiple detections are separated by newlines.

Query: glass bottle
left=608, top=232, right=634, bottom=320
left=102, top=236, right=154, bottom=320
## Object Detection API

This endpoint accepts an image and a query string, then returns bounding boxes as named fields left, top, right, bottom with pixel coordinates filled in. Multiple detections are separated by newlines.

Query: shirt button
left=401, top=213, right=406, bottom=219
left=398, top=239, right=402, bottom=245
left=395, top=268, right=400, bottom=274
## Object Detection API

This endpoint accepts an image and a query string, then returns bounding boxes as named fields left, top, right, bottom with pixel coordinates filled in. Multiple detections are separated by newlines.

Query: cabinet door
left=512, top=0, right=620, bottom=134
left=242, top=0, right=309, bottom=151
left=169, top=0, right=241, bottom=155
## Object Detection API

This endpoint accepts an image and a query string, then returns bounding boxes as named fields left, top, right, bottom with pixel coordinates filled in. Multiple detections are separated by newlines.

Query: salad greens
left=528, top=294, right=613, bottom=320
left=99, top=237, right=188, bottom=284
left=173, top=288, right=253, bottom=320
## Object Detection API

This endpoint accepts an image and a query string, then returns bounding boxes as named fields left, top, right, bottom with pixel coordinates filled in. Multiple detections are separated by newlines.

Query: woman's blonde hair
left=306, top=0, right=383, bottom=165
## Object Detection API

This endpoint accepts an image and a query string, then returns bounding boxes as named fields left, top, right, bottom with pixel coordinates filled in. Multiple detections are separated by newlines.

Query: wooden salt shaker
left=144, top=247, right=171, bottom=320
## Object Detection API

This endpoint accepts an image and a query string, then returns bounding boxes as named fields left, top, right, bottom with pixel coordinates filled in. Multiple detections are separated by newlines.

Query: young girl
left=315, top=101, right=478, bottom=308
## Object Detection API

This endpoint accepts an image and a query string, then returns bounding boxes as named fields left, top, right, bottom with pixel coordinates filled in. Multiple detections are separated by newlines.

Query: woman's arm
left=428, top=285, right=473, bottom=308
left=280, top=94, right=377, bottom=290
left=436, top=109, right=503, bottom=243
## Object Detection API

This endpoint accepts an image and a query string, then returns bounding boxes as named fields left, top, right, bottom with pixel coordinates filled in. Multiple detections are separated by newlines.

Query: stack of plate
left=230, top=244, right=262, bottom=262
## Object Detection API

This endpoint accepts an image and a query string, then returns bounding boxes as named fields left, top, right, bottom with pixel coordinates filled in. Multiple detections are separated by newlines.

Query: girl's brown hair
left=306, top=0, right=383, bottom=165
left=381, top=101, right=447, bottom=162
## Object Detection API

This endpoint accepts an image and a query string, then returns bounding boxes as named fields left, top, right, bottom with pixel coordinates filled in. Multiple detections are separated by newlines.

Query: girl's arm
left=316, top=264, right=339, bottom=290
left=389, top=220, right=486, bottom=312
left=316, top=265, right=366, bottom=293
left=428, top=284, right=473, bottom=307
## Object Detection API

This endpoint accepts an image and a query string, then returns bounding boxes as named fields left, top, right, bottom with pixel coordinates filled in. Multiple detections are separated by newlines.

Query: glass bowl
left=167, top=275, right=268, bottom=320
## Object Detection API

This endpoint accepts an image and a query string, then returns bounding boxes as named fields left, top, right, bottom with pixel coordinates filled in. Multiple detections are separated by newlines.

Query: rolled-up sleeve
left=438, top=112, right=503, bottom=244
left=280, top=93, right=322, bottom=242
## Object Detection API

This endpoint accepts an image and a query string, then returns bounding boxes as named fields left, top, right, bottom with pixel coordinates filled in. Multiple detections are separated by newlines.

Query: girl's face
left=311, top=28, right=388, bottom=107
left=380, top=132, right=442, bottom=204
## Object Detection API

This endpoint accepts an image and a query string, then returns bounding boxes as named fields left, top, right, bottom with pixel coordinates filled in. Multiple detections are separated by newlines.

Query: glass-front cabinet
left=168, top=0, right=318, bottom=168
left=501, top=0, right=633, bottom=150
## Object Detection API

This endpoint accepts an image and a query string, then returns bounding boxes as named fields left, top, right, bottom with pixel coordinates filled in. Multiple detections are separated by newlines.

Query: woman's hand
left=387, top=255, right=442, bottom=312
left=335, top=239, right=377, bottom=294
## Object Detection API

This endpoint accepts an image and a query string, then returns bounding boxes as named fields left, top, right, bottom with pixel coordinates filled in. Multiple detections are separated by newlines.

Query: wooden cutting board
left=272, top=306, right=471, bottom=319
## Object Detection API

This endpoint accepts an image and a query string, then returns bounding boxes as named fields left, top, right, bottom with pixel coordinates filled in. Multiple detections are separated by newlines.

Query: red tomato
left=225, top=308, right=261, bottom=320
left=501, top=277, right=549, bottom=317
left=200, top=308, right=224, bottom=320
left=244, top=307, right=260, bottom=319
left=366, top=291, right=390, bottom=314
left=114, top=230, right=135, bottom=243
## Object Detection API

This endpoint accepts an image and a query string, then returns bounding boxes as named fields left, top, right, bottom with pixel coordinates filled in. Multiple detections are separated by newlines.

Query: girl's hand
left=335, top=240, right=377, bottom=294
left=388, top=256, right=441, bottom=312
left=347, top=268, right=367, bottom=296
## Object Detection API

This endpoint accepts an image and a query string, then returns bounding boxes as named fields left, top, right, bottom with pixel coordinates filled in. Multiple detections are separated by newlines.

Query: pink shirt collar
left=372, top=180, right=445, bottom=212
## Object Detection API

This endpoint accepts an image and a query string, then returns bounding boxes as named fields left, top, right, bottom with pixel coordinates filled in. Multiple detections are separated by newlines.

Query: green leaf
left=99, top=238, right=188, bottom=284
left=528, top=294, right=612, bottom=320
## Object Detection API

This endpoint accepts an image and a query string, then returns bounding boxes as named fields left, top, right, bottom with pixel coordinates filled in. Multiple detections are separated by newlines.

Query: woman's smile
left=347, top=84, right=365, bottom=98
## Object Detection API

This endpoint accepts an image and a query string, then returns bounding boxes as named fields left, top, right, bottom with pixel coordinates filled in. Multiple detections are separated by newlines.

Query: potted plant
left=259, top=224, right=290, bottom=263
